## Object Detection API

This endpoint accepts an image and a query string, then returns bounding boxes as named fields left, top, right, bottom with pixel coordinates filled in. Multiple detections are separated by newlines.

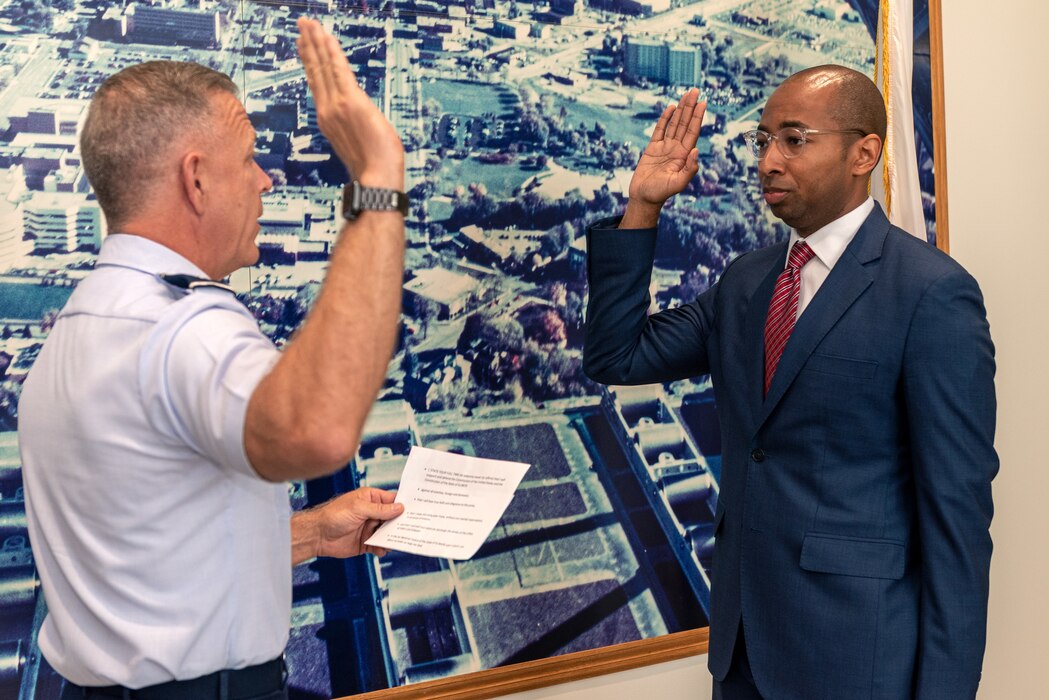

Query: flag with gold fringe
left=872, top=0, right=926, bottom=239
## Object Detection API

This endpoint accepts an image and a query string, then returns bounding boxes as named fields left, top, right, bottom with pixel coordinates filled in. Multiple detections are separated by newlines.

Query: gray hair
left=79, top=61, right=238, bottom=228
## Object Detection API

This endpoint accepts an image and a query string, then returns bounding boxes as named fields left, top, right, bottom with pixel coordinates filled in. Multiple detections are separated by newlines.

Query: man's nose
left=256, top=162, right=273, bottom=192
left=759, top=141, right=786, bottom=178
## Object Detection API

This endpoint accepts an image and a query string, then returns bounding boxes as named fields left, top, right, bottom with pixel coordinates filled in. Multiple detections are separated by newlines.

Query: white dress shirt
left=19, top=234, right=290, bottom=688
left=788, top=197, right=875, bottom=316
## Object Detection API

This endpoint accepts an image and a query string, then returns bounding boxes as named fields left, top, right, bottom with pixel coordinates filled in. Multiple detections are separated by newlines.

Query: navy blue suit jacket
left=584, top=203, right=997, bottom=699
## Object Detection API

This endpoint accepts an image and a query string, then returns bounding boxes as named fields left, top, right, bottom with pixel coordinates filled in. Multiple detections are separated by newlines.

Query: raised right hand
left=621, top=89, right=705, bottom=227
left=296, top=17, right=404, bottom=189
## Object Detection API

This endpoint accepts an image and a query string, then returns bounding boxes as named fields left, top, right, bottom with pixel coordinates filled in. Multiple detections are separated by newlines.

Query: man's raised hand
left=296, top=17, right=404, bottom=189
left=620, top=88, right=706, bottom=228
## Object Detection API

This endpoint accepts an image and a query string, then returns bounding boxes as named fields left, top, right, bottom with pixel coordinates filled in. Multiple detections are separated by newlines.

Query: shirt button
left=751, top=448, right=766, bottom=463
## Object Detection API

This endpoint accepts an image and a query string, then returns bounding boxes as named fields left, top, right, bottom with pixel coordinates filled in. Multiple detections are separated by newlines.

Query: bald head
left=778, top=65, right=887, bottom=143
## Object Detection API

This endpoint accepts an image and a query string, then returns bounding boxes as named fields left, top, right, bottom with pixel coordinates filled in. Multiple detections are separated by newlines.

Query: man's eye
left=785, top=136, right=806, bottom=147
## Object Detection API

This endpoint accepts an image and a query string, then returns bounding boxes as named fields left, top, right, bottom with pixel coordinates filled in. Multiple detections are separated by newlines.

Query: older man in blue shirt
left=19, top=19, right=407, bottom=699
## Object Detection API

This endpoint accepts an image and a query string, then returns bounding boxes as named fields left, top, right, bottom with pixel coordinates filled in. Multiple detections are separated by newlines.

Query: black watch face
left=341, top=183, right=356, bottom=219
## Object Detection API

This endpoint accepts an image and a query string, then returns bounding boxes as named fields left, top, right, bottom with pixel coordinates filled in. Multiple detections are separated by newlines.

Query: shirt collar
left=787, top=197, right=874, bottom=270
left=95, top=233, right=210, bottom=280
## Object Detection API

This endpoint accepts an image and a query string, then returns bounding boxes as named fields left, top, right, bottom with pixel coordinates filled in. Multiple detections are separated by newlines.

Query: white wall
left=941, top=2, right=1049, bottom=697
left=499, top=656, right=710, bottom=700
left=498, top=3, right=1049, bottom=697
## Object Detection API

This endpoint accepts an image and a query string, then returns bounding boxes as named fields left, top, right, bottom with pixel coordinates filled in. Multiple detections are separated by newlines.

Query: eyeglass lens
left=747, top=128, right=807, bottom=160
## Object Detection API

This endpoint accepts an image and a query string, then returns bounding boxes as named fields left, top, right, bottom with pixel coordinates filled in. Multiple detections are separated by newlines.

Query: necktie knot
left=787, top=240, right=815, bottom=271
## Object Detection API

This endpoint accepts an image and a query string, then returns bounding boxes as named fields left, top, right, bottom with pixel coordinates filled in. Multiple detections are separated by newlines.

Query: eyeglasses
left=741, top=127, right=868, bottom=160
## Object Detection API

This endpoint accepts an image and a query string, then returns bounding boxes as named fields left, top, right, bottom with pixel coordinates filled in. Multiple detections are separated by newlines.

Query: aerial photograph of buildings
left=0, top=0, right=935, bottom=697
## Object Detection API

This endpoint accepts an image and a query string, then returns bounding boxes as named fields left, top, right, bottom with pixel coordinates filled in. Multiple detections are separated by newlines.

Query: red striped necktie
left=763, top=240, right=816, bottom=395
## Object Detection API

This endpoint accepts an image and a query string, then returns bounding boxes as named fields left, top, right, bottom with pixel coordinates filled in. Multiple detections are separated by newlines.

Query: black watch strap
left=342, top=181, right=409, bottom=220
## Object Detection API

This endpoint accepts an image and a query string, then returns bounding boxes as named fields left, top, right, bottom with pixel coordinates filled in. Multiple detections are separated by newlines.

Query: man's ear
left=852, top=134, right=883, bottom=177
left=180, top=152, right=206, bottom=217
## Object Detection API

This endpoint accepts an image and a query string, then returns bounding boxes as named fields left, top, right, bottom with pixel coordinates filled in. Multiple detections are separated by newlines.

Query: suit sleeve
left=583, top=217, right=716, bottom=385
left=902, top=269, right=998, bottom=699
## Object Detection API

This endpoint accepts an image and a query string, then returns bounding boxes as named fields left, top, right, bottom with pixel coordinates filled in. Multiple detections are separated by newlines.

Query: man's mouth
left=763, top=187, right=788, bottom=205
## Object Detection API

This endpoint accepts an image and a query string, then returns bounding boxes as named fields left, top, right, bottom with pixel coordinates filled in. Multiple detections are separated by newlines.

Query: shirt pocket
left=800, top=533, right=905, bottom=580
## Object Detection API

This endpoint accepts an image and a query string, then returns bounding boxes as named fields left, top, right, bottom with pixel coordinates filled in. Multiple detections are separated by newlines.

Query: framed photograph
left=0, top=1, right=947, bottom=698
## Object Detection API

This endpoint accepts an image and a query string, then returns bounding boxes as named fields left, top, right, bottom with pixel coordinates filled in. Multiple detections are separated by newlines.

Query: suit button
left=751, top=448, right=766, bottom=462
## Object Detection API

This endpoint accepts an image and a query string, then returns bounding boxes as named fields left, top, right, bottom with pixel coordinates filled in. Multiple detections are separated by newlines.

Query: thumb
left=688, top=148, right=700, bottom=174
left=358, top=501, right=404, bottom=521
left=671, top=149, right=699, bottom=189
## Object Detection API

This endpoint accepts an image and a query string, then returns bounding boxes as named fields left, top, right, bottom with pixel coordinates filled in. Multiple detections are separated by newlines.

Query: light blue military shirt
left=19, top=234, right=291, bottom=688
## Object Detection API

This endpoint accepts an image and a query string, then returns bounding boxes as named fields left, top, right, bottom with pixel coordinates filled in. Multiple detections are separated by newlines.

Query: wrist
left=291, top=508, right=322, bottom=565
left=355, top=167, right=405, bottom=192
left=620, top=199, right=664, bottom=229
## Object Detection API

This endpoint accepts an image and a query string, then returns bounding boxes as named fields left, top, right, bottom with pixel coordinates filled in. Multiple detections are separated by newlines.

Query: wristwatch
left=341, top=180, right=409, bottom=221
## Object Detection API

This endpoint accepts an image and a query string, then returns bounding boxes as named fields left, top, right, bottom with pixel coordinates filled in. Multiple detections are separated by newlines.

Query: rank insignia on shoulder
left=160, top=274, right=235, bottom=295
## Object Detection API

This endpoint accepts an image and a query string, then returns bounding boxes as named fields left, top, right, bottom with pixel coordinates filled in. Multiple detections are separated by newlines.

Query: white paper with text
left=364, top=445, right=531, bottom=560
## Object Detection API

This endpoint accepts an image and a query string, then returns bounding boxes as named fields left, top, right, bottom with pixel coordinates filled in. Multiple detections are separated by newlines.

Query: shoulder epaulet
left=160, top=274, right=235, bottom=295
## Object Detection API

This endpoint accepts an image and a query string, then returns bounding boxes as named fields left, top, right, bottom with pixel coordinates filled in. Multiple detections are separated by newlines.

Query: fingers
left=672, top=88, right=700, bottom=142
left=665, top=101, right=683, bottom=140
left=296, top=16, right=403, bottom=184
left=648, top=105, right=675, bottom=145
left=321, top=490, right=403, bottom=525
left=649, top=89, right=702, bottom=146
left=680, top=101, right=706, bottom=151
left=296, top=18, right=331, bottom=101
left=320, top=23, right=363, bottom=99
left=359, top=487, right=398, bottom=504
left=298, top=18, right=360, bottom=102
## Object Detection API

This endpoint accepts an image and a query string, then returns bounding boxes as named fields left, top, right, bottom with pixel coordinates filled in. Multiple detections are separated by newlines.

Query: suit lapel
left=756, top=204, right=891, bottom=429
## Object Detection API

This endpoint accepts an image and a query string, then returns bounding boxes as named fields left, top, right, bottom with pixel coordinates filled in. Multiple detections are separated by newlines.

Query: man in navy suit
left=583, top=65, right=997, bottom=699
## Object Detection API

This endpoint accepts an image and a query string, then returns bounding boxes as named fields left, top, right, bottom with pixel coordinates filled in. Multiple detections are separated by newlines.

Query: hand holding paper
left=365, top=445, right=530, bottom=560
